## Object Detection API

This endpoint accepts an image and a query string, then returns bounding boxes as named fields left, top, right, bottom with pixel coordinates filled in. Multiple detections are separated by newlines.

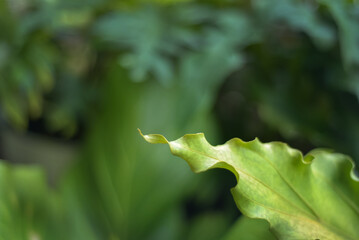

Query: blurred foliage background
left=0, top=0, right=359, bottom=239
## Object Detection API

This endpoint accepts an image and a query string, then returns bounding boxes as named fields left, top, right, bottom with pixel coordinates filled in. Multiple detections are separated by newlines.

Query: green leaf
left=141, top=131, right=359, bottom=239
left=186, top=212, right=230, bottom=240
left=223, top=216, right=276, bottom=240
left=66, top=64, right=223, bottom=239
left=0, top=161, right=61, bottom=240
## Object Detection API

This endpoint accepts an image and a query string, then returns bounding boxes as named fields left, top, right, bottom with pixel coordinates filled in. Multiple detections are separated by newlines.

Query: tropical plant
left=141, top=130, right=359, bottom=239
left=1, top=0, right=359, bottom=239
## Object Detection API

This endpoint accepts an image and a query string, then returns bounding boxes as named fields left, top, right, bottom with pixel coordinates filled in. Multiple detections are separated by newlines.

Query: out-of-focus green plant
left=0, top=0, right=96, bottom=136
left=0, top=159, right=103, bottom=240
left=0, top=161, right=62, bottom=239
left=0, top=1, right=57, bottom=128
left=60, top=59, right=227, bottom=239
left=93, top=0, right=359, bottom=164
left=1, top=0, right=359, bottom=239
left=1, top=0, right=359, bottom=141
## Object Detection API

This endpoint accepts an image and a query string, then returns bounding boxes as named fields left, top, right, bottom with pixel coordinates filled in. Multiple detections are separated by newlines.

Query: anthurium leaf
left=140, top=131, right=359, bottom=240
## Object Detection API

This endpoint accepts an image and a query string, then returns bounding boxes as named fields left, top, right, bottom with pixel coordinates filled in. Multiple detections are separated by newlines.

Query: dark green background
left=0, top=0, right=358, bottom=239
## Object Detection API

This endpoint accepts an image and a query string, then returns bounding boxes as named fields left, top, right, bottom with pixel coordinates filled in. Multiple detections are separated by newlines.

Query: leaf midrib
left=238, top=143, right=321, bottom=219
left=237, top=190, right=354, bottom=240
left=247, top=145, right=359, bottom=238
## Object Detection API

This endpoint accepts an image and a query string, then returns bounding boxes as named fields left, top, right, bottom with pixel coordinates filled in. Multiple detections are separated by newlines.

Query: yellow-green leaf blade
left=141, top=132, right=359, bottom=240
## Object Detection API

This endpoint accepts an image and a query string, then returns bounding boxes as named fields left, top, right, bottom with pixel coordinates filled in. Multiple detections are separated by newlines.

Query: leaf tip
left=138, top=128, right=168, bottom=144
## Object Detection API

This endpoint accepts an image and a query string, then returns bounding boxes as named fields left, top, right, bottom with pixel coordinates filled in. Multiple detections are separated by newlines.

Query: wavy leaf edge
left=138, top=129, right=359, bottom=181
left=139, top=129, right=359, bottom=239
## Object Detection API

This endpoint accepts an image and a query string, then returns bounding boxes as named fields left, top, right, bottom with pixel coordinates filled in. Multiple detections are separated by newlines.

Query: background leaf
left=1, top=0, right=359, bottom=238
left=223, top=216, right=276, bottom=240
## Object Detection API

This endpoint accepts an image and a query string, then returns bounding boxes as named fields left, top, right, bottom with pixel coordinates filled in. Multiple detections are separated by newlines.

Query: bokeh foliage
left=0, top=0, right=358, bottom=239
